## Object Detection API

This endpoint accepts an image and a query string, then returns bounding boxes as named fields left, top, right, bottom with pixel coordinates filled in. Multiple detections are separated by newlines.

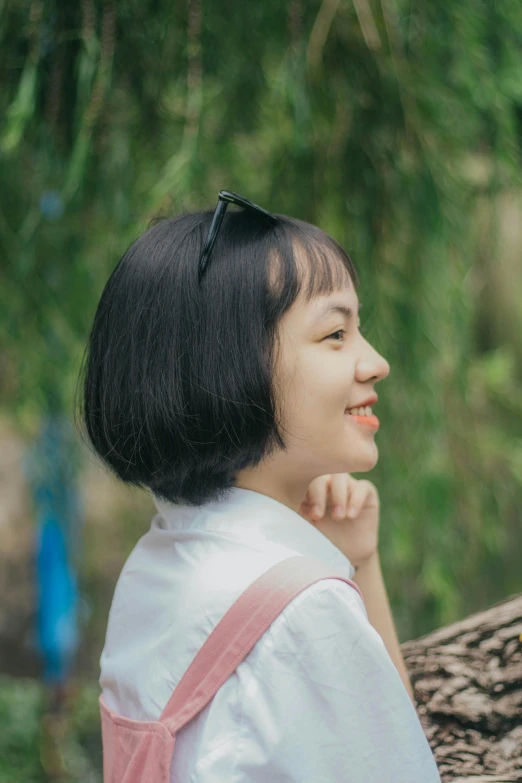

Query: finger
left=345, top=479, right=370, bottom=517
left=299, top=496, right=315, bottom=520
left=305, top=475, right=331, bottom=520
left=329, top=473, right=351, bottom=519
left=300, top=484, right=315, bottom=511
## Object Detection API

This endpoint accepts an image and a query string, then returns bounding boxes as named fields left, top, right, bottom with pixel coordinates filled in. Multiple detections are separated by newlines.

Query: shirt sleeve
left=229, top=578, right=442, bottom=783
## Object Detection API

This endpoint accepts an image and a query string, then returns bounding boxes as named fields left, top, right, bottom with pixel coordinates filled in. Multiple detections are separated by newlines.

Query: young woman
left=78, top=192, right=441, bottom=781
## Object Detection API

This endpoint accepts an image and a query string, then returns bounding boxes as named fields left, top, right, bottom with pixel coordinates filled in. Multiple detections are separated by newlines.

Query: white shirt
left=100, top=486, right=441, bottom=782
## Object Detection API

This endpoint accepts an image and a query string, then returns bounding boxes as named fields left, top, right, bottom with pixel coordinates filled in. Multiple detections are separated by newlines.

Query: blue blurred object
left=25, top=414, right=81, bottom=684
left=39, top=189, right=64, bottom=220
left=35, top=509, right=79, bottom=681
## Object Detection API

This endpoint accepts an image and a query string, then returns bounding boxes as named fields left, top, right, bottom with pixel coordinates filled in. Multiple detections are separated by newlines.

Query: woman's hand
left=299, top=473, right=380, bottom=570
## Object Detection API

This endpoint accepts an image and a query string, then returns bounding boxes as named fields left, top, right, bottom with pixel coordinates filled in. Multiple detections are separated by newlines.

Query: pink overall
left=99, top=555, right=364, bottom=783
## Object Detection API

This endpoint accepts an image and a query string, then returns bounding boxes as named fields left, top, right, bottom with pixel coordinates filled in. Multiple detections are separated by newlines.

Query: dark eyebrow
left=313, top=302, right=363, bottom=324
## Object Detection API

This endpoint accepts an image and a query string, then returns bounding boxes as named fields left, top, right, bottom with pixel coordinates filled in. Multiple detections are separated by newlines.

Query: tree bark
left=402, top=592, right=522, bottom=782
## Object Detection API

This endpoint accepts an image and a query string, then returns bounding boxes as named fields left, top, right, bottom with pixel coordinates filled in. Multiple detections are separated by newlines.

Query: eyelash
left=327, top=325, right=366, bottom=342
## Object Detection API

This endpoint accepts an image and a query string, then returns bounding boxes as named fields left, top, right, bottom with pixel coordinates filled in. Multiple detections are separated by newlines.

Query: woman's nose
left=357, top=345, right=390, bottom=382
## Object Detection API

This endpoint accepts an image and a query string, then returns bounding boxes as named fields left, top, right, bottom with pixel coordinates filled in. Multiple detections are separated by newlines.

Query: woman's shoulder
left=231, top=575, right=441, bottom=781
left=257, top=575, right=376, bottom=662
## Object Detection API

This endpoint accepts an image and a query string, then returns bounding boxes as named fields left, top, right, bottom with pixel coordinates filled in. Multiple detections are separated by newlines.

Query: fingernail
left=347, top=507, right=357, bottom=517
left=333, top=505, right=344, bottom=518
left=311, top=505, right=322, bottom=518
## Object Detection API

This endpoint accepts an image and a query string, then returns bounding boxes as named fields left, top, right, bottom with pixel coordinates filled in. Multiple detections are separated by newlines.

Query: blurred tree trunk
left=403, top=593, right=522, bottom=782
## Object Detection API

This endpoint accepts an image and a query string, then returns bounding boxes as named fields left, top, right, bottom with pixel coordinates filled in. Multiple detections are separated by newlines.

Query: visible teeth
left=347, top=406, right=372, bottom=416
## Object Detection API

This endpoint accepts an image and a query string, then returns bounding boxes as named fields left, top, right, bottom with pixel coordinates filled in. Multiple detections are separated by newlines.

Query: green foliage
left=0, top=0, right=521, bottom=659
left=0, top=676, right=43, bottom=782
left=0, top=676, right=102, bottom=782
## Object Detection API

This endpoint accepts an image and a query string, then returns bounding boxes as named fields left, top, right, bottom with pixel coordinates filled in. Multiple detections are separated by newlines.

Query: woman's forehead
left=305, top=286, right=359, bottom=322
left=282, top=286, right=360, bottom=334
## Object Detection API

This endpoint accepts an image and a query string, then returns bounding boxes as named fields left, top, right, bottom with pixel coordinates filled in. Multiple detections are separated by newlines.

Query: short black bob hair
left=75, top=207, right=359, bottom=507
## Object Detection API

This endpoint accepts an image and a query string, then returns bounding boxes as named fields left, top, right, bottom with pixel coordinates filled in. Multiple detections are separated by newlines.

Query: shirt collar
left=151, top=486, right=354, bottom=579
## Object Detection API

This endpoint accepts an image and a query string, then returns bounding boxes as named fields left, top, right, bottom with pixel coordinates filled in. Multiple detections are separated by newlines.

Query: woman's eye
left=327, top=329, right=346, bottom=341
left=326, top=324, right=366, bottom=341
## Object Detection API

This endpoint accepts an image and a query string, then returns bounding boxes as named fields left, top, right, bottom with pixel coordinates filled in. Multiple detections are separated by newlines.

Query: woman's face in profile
left=273, top=260, right=391, bottom=481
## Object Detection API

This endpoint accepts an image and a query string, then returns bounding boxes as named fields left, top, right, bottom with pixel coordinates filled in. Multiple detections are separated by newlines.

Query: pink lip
left=346, top=413, right=380, bottom=430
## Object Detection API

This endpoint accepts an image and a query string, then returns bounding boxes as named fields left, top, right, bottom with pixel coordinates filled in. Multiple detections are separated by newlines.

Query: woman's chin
left=345, top=442, right=379, bottom=472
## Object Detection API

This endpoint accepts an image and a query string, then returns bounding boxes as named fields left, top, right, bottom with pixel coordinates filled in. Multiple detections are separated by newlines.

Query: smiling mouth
left=345, top=405, right=373, bottom=417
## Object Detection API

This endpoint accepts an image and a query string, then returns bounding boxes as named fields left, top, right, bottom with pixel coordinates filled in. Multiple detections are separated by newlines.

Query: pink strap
left=160, top=555, right=364, bottom=735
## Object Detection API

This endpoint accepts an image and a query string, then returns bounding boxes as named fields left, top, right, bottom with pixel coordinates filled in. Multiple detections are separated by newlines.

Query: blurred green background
left=1, top=0, right=522, bottom=779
